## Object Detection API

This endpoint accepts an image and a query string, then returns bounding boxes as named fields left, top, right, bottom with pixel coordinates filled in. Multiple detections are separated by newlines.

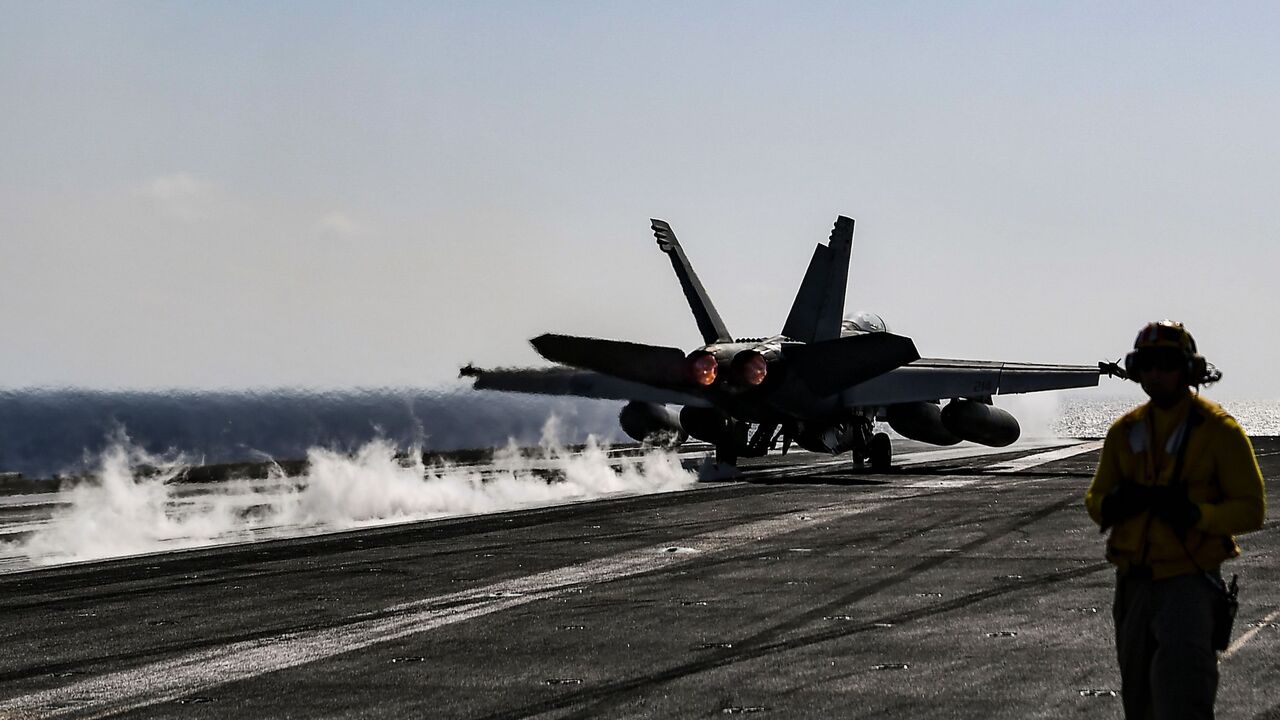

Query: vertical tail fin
left=781, top=216, right=854, bottom=343
left=651, top=219, right=733, bottom=344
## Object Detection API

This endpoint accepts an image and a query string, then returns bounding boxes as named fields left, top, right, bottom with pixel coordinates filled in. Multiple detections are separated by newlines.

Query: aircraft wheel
left=869, top=432, right=892, bottom=472
left=715, top=444, right=737, bottom=468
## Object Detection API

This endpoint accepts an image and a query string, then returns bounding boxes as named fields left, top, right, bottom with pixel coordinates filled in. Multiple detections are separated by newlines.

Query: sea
left=1, top=387, right=1277, bottom=479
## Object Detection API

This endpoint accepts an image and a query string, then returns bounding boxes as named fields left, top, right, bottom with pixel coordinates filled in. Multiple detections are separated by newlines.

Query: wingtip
left=1099, top=359, right=1128, bottom=380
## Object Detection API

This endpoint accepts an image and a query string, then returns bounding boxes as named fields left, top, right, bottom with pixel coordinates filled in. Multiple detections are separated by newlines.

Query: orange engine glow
left=689, top=352, right=718, bottom=386
left=738, top=352, right=768, bottom=386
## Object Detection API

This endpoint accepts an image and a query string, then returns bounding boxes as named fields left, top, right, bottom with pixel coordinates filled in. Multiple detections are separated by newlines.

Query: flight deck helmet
left=1123, top=320, right=1217, bottom=385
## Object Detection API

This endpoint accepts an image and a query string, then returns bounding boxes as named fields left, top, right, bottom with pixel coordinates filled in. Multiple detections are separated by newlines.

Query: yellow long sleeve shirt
left=1084, top=394, right=1266, bottom=579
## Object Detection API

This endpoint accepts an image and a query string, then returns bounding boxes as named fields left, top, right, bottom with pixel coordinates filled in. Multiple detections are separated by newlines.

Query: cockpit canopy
left=842, top=311, right=888, bottom=334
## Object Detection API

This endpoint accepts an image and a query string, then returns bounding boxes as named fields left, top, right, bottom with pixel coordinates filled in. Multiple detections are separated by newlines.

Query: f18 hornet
left=462, top=216, right=1112, bottom=468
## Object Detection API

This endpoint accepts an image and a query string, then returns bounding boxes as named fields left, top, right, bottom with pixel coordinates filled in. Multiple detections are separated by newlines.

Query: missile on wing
left=886, top=401, right=962, bottom=446
left=618, top=401, right=687, bottom=446
left=940, top=399, right=1021, bottom=447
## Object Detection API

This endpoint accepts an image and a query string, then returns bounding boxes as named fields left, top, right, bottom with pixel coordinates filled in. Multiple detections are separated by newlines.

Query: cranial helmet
left=1134, top=320, right=1197, bottom=354
left=1123, top=320, right=1218, bottom=385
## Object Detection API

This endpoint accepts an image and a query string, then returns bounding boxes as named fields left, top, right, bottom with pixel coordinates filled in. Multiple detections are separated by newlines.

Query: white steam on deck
left=11, top=420, right=697, bottom=565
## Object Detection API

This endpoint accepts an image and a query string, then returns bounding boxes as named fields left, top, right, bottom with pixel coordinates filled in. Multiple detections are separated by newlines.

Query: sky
left=2, top=2, right=1277, bottom=398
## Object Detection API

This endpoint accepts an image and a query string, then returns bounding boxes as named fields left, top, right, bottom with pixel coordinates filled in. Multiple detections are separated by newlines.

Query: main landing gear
left=712, top=420, right=780, bottom=469
left=709, top=416, right=893, bottom=473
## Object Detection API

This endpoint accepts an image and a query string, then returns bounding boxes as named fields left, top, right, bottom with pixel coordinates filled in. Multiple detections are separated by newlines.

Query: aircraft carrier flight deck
left=2, top=439, right=1277, bottom=719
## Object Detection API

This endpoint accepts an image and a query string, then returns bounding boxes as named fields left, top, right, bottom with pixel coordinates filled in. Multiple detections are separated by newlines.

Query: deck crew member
left=1085, top=320, right=1265, bottom=720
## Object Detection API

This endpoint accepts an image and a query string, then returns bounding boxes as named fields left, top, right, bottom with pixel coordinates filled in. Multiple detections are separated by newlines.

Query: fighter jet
left=461, top=216, right=1109, bottom=469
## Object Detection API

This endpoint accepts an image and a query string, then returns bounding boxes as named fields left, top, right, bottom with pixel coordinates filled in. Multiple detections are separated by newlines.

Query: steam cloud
left=11, top=420, right=697, bottom=565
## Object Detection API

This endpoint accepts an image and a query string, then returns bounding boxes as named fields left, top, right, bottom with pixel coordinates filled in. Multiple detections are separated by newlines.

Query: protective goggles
left=1128, top=347, right=1188, bottom=373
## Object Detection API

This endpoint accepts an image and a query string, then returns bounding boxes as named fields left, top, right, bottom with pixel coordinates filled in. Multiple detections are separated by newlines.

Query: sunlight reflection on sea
left=1055, top=397, right=1280, bottom=437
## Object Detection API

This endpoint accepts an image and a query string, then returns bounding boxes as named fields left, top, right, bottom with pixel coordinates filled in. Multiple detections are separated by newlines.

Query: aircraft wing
left=839, top=358, right=1100, bottom=407
left=459, top=365, right=713, bottom=407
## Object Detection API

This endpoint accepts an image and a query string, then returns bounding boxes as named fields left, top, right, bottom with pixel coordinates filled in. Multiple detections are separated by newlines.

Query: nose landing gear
left=712, top=420, right=780, bottom=468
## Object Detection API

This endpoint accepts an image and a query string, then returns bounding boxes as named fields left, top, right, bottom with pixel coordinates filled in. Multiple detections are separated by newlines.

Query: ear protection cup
left=1125, top=321, right=1220, bottom=386
left=1189, top=354, right=1208, bottom=383
left=1124, top=350, right=1210, bottom=384
left=1123, top=350, right=1140, bottom=381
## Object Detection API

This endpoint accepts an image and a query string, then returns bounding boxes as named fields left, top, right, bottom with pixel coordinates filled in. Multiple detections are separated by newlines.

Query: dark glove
left=1150, top=488, right=1201, bottom=537
left=1100, top=484, right=1156, bottom=532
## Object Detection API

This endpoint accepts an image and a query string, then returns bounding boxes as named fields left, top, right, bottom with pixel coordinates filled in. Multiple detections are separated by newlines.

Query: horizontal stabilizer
left=530, top=333, right=692, bottom=389
left=461, top=365, right=711, bottom=407
left=786, top=332, right=920, bottom=397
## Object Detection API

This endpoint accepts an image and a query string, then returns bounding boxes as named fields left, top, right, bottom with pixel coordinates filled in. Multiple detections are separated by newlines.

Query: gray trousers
left=1114, top=570, right=1220, bottom=720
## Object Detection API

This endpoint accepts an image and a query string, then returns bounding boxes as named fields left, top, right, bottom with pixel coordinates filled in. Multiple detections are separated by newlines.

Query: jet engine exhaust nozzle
left=688, top=351, right=718, bottom=386
left=731, top=350, right=769, bottom=386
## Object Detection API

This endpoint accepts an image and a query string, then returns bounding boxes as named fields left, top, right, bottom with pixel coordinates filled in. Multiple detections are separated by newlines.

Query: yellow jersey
left=1084, top=394, right=1266, bottom=579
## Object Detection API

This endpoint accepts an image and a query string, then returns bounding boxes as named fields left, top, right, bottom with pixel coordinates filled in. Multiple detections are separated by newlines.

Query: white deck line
left=985, top=440, right=1105, bottom=474
left=892, top=438, right=1079, bottom=467
left=0, top=444, right=1103, bottom=717
left=0, top=498, right=900, bottom=719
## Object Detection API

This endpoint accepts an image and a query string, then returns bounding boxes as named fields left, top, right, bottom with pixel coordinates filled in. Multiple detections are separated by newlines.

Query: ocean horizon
left=1, top=388, right=1275, bottom=479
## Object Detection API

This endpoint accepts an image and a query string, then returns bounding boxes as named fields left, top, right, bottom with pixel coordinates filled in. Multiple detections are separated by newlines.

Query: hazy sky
left=3, top=2, right=1277, bottom=398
